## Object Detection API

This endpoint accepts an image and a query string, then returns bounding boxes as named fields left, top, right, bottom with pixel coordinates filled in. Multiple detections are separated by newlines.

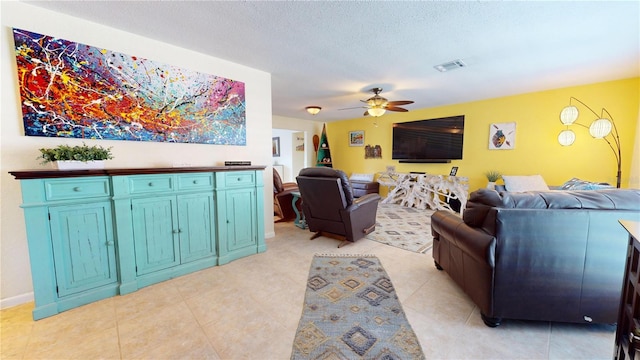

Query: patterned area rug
left=291, top=254, right=425, bottom=360
left=366, top=203, right=435, bottom=254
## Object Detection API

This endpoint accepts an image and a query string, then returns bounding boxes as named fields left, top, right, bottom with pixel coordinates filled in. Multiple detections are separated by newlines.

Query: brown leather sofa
left=350, top=180, right=380, bottom=198
left=296, top=167, right=380, bottom=247
left=431, top=188, right=640, bottom=327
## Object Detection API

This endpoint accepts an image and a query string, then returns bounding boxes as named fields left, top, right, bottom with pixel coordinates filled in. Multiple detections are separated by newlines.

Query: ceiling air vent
left=434, top=59, right=466, bottom=72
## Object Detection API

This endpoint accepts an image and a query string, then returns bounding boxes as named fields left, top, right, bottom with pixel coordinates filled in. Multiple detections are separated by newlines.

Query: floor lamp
left=558, top=97, right=622, bottom=188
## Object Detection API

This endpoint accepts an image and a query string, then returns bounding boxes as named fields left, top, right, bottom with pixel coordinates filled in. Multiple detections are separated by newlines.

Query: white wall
left=0, top=2, right=274, bottom=308
left=273, top=115, right=324, bottom=174
left=291, top=132, right=306, bottom=179
left=272, top=128, right=295, bottom=181
left=271, top=128, right=308, bottom=182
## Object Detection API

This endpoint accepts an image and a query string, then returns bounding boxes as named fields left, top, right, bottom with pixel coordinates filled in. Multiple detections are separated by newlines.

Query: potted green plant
left=485, top=170, right=502, bottom=190
left=38, top=143, right=113, bottom=170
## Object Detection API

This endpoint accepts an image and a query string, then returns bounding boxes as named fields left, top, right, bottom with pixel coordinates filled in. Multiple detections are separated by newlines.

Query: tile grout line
left=176, top=275, right=224, bottom=359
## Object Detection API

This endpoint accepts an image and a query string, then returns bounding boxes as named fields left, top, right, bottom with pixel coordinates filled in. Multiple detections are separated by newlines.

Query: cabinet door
left=49, top=202, right=117, bottom=297
left=225, top=188, right=257, bottom=251
left=131, top=196, right=180, bottom=275
left=177, top=193, right=216, bottom=263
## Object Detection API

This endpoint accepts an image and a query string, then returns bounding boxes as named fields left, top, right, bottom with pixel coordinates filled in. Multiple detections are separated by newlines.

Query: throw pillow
left=350, top=173, right=374, bottom=182
left=561, top=178, right=614, bottom=190
left=502, top=175, right=550, bottom=192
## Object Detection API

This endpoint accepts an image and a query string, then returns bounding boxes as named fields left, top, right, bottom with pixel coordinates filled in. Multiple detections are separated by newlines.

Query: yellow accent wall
left=327, top=78, right=639, bottom=191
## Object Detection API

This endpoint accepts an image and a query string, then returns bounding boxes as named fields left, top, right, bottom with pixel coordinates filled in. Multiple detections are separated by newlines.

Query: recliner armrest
left=348, top=193, right=381, bottom=211
left=431, top=211, right=496, bottom=267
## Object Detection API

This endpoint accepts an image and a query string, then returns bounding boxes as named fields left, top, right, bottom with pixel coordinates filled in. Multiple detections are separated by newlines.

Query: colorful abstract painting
left=12, top=28, right=246, bottom=145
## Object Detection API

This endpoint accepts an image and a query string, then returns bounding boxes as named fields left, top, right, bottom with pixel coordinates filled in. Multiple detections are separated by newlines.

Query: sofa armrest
left=431, top=211, right=496, bottom=267
left=281, top=182, right=298, bottom=190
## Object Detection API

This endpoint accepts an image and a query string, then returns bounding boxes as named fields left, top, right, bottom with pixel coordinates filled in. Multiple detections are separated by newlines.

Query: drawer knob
left=73, top=187, right=81, bottom=192
left=237, top=178, right=241, bottom=181
left=148, top=182, right=154, bottom=187
left=193, top=180, right=198, bottom=184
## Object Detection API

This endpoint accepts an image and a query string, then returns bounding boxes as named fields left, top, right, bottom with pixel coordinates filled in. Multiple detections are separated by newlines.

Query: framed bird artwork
left=489, top=122, right=516, bottom=150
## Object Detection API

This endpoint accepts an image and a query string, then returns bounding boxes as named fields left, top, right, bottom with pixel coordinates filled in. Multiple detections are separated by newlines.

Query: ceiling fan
left=341, top=87, right=414, bottom=117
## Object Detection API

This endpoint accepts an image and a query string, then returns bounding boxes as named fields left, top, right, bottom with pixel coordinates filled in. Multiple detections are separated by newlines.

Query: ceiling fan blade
left=387, top=100, right=414, bottom=106
left=338, top=106, right=367, bottom=111
left=385, top=106, right=409, bottom=112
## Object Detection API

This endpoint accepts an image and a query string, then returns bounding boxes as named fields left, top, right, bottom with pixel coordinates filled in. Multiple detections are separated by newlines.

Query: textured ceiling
left=24, top=1, right=640, bottom=122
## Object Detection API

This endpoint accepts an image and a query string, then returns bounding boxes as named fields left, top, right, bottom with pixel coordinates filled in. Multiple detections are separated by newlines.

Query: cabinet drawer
left=177, top=173, right=214, bottom=191
left=224, top=172, right=256, bottom=188
left=129, top=175, right=173, bottom=194
left=45, top=178, right=111, bottom=201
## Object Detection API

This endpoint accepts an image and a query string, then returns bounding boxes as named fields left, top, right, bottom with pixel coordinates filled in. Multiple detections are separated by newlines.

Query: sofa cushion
left=502, top=174, right=549, bottom=192
left=350, top=173, right=374, bottom=182
left=561, top=177, right=614, bottom=190
left=350, top=181, right=379, bottom=190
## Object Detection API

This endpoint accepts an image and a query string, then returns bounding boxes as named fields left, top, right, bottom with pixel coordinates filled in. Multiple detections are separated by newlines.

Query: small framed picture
left=489, top=122, right=516, bottom=150
left=449, top=166, right=459, bottom=176
left=349, top=130, right=365, bottom=146
left=272, top=137, right=280, bottom=157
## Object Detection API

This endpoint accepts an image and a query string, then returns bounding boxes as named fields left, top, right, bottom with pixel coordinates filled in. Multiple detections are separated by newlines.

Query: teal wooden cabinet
left=215, top=171, right=266, bottom=264
left=130, top=194, right=216, bottom=274
left=131, top=195, right=181, bottom=275
left=10, top=166, right=265, bottom=320
left=16, top=177, right=119, bottom=320
left=49, top=202, right=118, bottom=297
left=225, top=188, right=257, bottom=251
left=114, top=173, right=217, bottom=289
left=177, top=193, right=216, bottom=263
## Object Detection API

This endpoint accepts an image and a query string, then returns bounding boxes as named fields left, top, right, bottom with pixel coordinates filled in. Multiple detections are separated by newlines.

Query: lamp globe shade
left=367, top=107, right=386, bottom=117
left=558, top=129, right=576, bottom=146
left=560, top=106, right=579, bottom=125
left=305, top=106, right=321, bottom=115
left=589, top=118, right=612, bottom=138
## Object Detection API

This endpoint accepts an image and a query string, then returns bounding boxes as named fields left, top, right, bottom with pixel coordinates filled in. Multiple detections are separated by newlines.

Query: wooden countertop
left=9, top=166, right=267, bottom=180
left=620, top=220, right=640, bottom=241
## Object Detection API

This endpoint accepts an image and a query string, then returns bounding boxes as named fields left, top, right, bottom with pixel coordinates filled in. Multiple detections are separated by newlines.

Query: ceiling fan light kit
left=339, top=87, right=414, bottom=118
left=367, top=107, right=386, bottom=117
left=305, top=106, right=321, bottom=115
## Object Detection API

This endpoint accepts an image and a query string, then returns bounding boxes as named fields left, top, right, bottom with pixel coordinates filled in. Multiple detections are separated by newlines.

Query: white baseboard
left=1, top=292, right=34, bottom=310
left=265, top=231, right=276, bottom=239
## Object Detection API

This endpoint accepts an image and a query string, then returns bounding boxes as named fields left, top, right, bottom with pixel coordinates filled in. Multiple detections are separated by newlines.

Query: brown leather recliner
left=296, top=167, right=381, bottom=247
left=431, top=188, right=640, bottom=327
left=273, top=168, right=299, bottom=222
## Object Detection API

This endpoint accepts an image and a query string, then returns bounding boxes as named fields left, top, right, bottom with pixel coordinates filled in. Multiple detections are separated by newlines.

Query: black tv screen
left=392, top=115, right=464, bottom=163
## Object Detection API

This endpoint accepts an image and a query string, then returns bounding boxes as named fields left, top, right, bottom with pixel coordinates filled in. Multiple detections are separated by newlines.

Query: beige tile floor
left=1, top=221, right=615, bottom=359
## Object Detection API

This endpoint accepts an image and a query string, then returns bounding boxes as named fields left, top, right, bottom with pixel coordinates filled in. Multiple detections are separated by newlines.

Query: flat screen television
left=392, top=115, right=464, bottom=163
